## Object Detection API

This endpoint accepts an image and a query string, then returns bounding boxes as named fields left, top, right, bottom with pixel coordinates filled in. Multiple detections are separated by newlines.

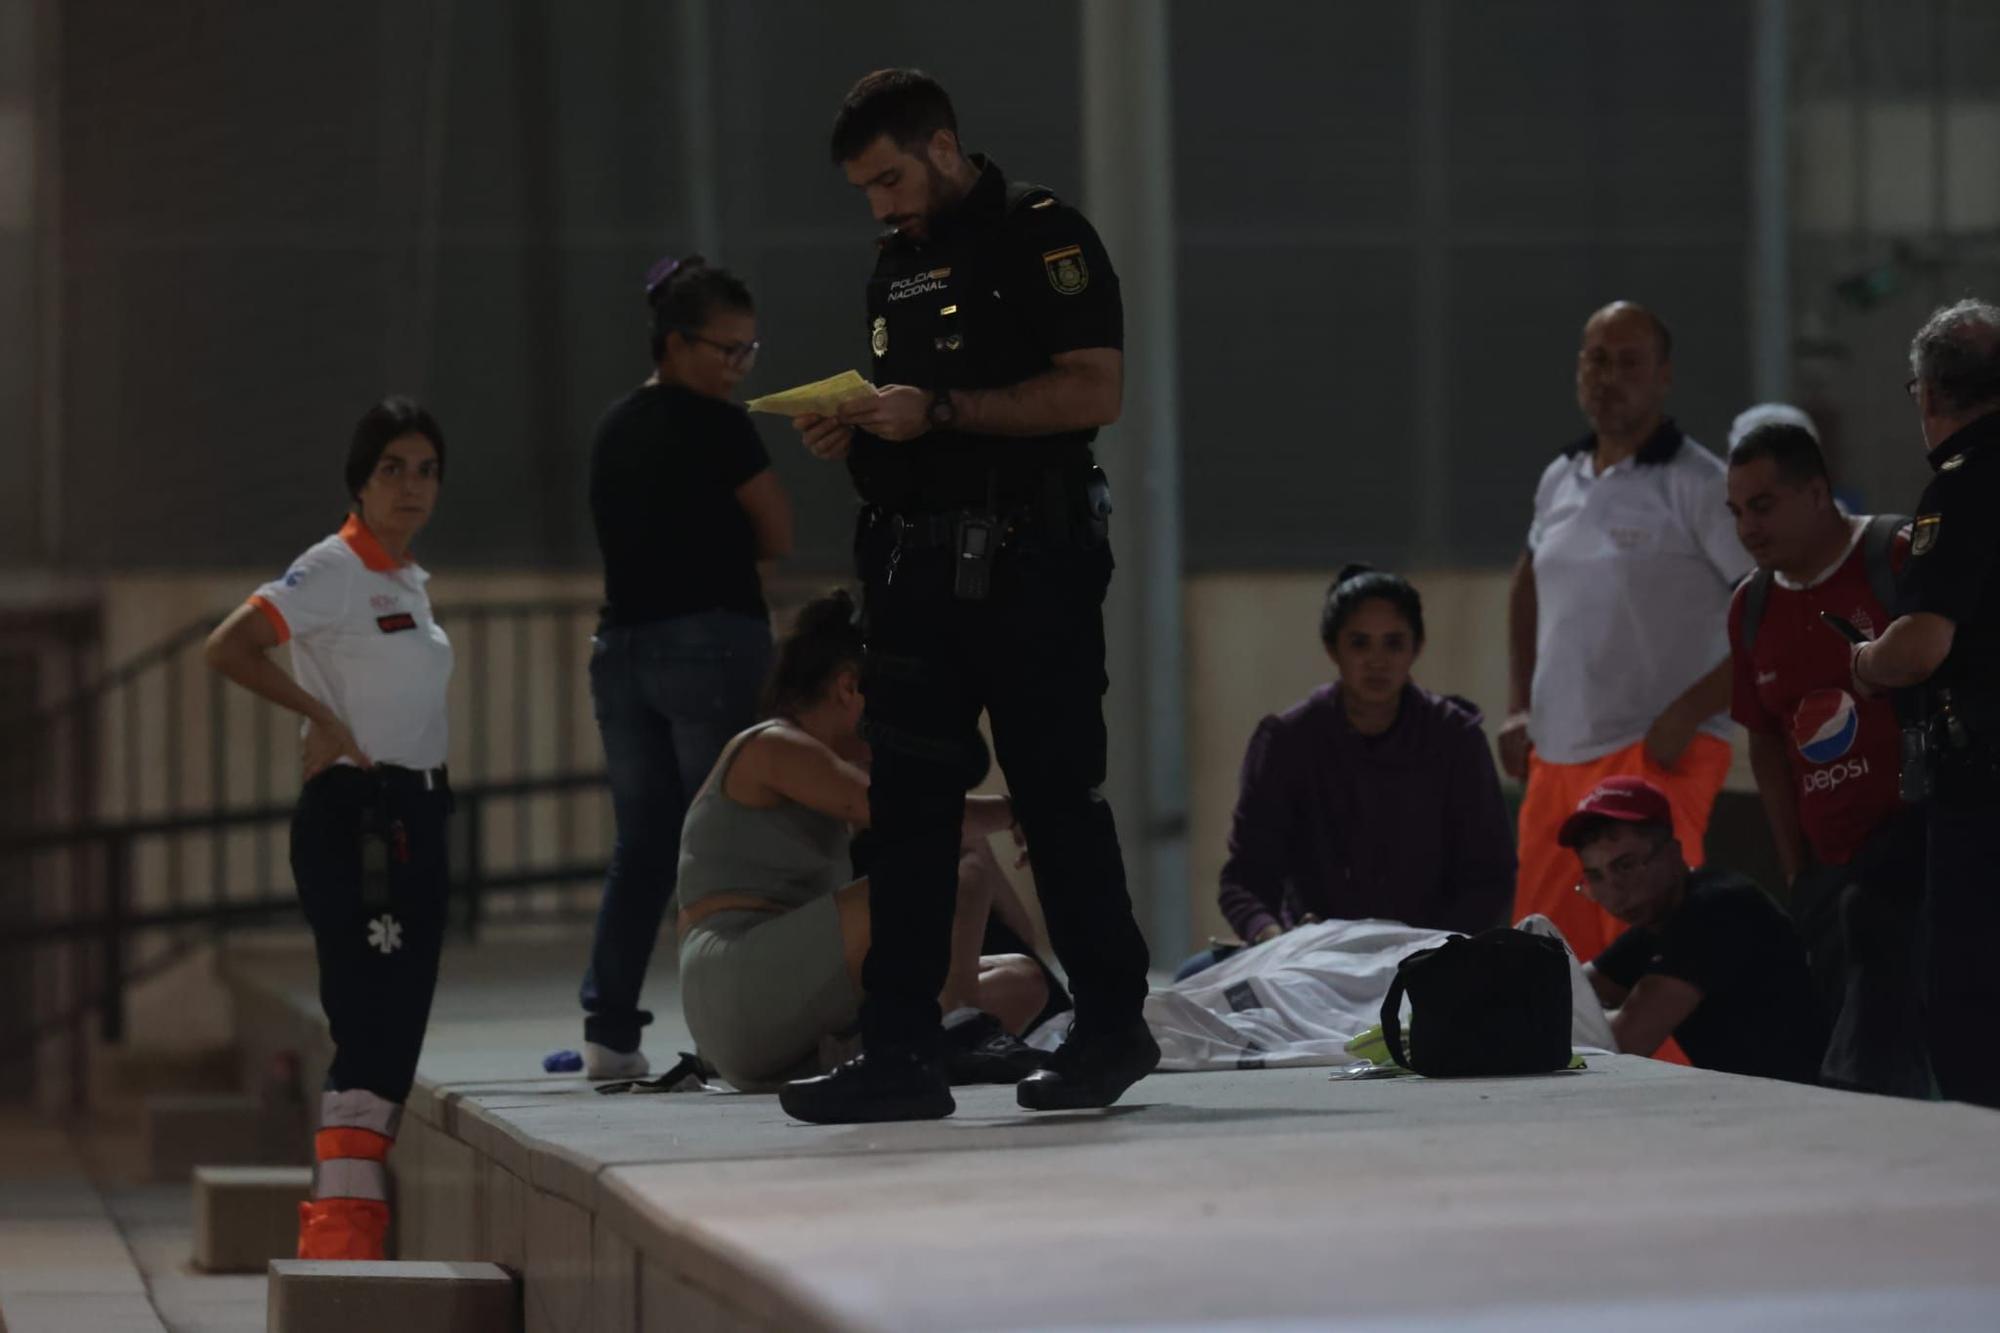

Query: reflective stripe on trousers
left=312, top=1157, right=390, bottom=1202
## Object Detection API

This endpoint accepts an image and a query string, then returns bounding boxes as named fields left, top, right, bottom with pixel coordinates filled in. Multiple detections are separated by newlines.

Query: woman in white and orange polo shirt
left=204, top=396, right=453, bottom=1261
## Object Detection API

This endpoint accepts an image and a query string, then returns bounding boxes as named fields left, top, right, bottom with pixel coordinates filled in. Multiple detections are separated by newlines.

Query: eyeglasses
left=681, top=331, right=761, bottom=371
left=1574, top=838, right=1671, bottom=896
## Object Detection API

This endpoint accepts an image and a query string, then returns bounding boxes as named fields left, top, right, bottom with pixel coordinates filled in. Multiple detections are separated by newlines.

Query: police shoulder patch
left=1043, top=245, right=1088, bottom=296
left=1912, top=514, right=1942, bottom=556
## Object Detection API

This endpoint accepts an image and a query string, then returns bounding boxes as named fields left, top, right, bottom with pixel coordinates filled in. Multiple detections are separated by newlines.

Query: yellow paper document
left=742, top=370, right=876, bottom=418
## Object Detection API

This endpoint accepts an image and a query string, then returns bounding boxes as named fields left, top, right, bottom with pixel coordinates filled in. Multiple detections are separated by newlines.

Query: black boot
left=779, top=1050, right=955, bottom=1124
left=1016, top=1019, right=1160, bottom=1111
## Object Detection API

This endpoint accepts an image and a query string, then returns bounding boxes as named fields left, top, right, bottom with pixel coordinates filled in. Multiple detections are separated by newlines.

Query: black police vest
left=847, top=182, right=1097, bottom=512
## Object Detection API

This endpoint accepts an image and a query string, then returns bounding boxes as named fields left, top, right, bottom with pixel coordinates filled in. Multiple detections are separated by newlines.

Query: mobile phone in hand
left=1820, top=611, right=1868, bottom=645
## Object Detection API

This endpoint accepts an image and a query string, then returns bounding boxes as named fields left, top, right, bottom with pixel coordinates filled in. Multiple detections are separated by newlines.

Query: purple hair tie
left=643, top=255, right=684, bottom=302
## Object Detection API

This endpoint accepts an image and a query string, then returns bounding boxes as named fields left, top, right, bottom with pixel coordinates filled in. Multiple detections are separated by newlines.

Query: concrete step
left=192, top=1166, right=312, bottom=1274
left=106, top=1044, right=245, bottom=1099
left=141, top=1094, right=304, bottom=1183
left=266, top=1260, right=519, bottom=1333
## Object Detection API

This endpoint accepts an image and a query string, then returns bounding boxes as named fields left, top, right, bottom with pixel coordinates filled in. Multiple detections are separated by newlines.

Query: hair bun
left=643, top=252, right=711, bottom=304
left=793, top=588, right=858, bottom=637
left=1335, top=563, right=1375, bottom=585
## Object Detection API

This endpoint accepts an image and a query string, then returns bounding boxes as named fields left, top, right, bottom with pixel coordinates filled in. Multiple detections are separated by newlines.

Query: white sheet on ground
left=1082, top=917, right=1617, bottom=1072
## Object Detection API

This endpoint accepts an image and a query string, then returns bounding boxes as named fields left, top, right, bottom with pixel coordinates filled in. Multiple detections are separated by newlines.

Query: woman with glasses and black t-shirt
left=578, top=255, right=795, bottom=1080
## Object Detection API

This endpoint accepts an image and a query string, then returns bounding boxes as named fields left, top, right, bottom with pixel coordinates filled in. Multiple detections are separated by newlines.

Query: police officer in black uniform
left=1850, top=298, right=2000, bottom=1111
left=782, top=68, right=1157, bottom=1123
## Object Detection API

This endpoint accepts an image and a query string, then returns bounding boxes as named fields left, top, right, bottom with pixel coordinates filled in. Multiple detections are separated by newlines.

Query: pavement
left=10, top=927, right=2000, bottom=1331
left=226, top=930, right=2000, bottom=1332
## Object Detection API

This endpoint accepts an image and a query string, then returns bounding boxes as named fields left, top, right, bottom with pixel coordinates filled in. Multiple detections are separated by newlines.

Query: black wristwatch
left=927, top=389, right=955, bottom=430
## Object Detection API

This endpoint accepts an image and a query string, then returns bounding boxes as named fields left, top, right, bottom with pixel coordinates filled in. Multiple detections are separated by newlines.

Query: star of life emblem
left=367, top=914, right=403, bottom=955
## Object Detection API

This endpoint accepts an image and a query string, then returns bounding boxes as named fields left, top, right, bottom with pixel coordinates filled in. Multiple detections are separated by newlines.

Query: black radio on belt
left=953, top=513, right=996, bottom=601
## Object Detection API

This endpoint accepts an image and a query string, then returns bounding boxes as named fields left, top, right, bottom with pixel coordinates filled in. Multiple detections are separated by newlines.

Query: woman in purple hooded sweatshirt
left=1180, top=566, right=1517, bottom=980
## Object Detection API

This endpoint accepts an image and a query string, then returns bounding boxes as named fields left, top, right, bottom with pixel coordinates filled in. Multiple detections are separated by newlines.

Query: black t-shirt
left=1897, top=409, right=2000, bottom=719
left=849, top=155, right=1124, bottom=511
left=1592, top=868, right=1827, bottom=1084
left=588, top=384, right=770, bottom=627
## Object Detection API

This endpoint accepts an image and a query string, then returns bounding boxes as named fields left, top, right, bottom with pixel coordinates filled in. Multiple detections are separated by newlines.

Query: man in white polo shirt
left=1500, top=302, right=1751, bottom=963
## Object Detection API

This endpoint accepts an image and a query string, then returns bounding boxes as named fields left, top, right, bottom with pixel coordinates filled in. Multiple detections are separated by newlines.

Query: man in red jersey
left=1726, top=419, right=1927, bottom=1096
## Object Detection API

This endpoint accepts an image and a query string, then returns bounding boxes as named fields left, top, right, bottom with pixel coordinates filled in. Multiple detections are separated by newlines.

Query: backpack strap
left=1738, top=568, right=1774, bottom=657
left=1380, top=944, right=1445, bottom=1071
left=1380, top=967, right=1414, bottom=1071
left=1861, top=512, right=1908, bottom=615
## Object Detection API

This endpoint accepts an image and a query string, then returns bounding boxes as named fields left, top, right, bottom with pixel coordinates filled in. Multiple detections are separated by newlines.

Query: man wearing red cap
left=1564, top=776, right=1826, bottom=1084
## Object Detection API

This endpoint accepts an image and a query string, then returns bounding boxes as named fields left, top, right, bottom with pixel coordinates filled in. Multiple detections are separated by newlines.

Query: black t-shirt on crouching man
left=589, top=383, right=771, bottom=627
left=1592, top=868, right=1828, bottom=1084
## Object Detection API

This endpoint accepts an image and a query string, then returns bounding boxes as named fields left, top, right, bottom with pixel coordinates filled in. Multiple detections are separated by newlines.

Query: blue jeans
left=580, top=611, right=772, bottom=1051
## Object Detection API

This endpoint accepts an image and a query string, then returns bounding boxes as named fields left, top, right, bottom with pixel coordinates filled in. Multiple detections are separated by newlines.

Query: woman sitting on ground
left=1183, top=565, right=1517, bottom=979
left=676, top=590, right=1051, bottom=1090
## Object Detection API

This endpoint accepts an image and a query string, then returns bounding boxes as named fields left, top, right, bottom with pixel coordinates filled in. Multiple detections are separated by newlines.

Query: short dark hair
left=646, top=255, right=754, bottom=362
left=762, top=589, right=864, bottom=719
left=829, top=68, right=957, bottom=165
left=345, top=396, right=444, bottom=502
left=1728, top=422, right=1829, bottom=488
left=1570, top=817, right=1672, bottom=854
left=1909, top=298, right=2000, bottom=417
left=1320, top=564, right=1425, bottom=652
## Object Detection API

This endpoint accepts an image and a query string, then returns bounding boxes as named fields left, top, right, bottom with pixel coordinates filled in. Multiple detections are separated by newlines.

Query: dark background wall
left=44, top=0, right=1755, bottom=575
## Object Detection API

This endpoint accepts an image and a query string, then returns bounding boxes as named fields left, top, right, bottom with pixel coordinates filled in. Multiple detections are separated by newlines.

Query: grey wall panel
left=1446, top=2, right=1749, bottom=234
left=46, top=1, right=1755, bottom=576
left=1180, top=242, right=1414, bottom=570
left=1172, top=1, right=1414, bottom=234
left=58, top=241, right=396, bottom=570
left=61, top=4, right=384, bottom=236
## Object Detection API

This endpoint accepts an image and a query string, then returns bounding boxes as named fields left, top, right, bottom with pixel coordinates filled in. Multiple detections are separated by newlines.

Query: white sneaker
left=583, top=1041, right=649, bottom=1081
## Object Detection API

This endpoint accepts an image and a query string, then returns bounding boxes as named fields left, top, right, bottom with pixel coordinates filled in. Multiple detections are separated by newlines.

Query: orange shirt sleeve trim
left=247, top=594, right=291, bottom=644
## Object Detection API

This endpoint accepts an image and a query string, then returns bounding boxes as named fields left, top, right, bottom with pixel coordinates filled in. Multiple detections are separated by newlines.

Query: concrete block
left=524, top=1186, right=592, bottom=1333
left=267, top=1260, right=520, bottom=1333
left=142, top=1094, right=272, bottom=1182
left=191, top=1166, right=311, bottom=1273
left=639, top=1258, right=739, bottom=1333
left=482, top=1159, right=528, bottom=1272
left=590, top=1217, right=639, bottom=1333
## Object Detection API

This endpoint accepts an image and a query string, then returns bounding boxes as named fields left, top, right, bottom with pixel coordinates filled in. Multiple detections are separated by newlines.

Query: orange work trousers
left=1515, top=733, right=1733, bottom=1067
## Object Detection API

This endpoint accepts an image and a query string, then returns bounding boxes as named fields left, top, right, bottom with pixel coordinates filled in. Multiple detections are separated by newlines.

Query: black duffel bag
left=1380, top=928, right=1573, bottom=1076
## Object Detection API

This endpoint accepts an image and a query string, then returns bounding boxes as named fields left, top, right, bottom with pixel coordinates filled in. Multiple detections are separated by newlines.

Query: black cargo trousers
left=290, top=763, right=452, bottom=1103
left=853, top=510, right=1150, bottom=1055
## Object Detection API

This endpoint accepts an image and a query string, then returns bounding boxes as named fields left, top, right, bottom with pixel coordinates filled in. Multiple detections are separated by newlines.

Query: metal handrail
left=0, top=598, right=602, bottom=740
left=1, top=596, right=616, bottom=1104
left=0, top=769, right=610, bottom=856
left=0, top=772, right=613, bottom=1060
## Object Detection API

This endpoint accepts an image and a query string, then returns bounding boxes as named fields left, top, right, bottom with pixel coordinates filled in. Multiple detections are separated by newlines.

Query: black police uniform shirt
left=1897, top=408, right=2000, bottom=715
left=848, top=155, right=1123, bottom=512
left=589, top=383, right=772, bottom=627
left=1592, top=868, right=1827, bottom=1084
